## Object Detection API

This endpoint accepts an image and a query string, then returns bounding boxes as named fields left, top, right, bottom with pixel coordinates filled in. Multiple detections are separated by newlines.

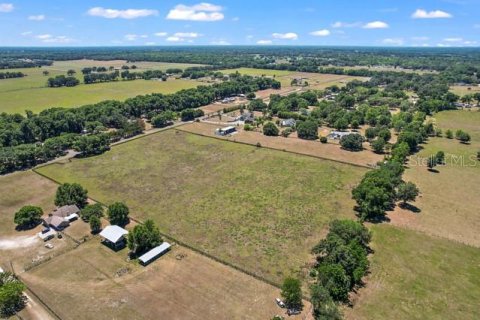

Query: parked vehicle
left=287, top=309, right=300, bottom=316
left=45, top=243, right=54, bottom=249
left=275, top=298, right=286, bottom=308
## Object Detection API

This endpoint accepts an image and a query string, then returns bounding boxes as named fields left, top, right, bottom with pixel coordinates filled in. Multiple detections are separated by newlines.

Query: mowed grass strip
left=219, top=67, right=294, bottom=77
left=36, top=130, right=366, bottom=283
left=346, top=225, right=480, bottom=320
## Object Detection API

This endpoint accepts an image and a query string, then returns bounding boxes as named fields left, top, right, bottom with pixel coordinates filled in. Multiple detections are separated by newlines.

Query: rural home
left=42, top=204, right=80, bottom=230
left=99, top=225, right=128, bottom=250
left=280, top=118, right=296, bottom=127
left=138, top=242, right=172, bottom=266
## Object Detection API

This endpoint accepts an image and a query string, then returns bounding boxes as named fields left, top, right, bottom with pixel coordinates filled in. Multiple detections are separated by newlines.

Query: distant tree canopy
left=263, top=122, right=279, bottom=136
left=340, top=133, right=363, bottom=151
left=281, top=277, right=303, bottom=309
left=107, top=202, right=129, bottom=226
left=0, top=272, right=26, bottom=317
left=127, top=219, right=162, bottom=256
left=47, top=75, right=79, bottom=87
left=14, top=205, right=43, bottom=229
left=55, top=183, right=88, bottom=209
left=296, top=120, right=318, bottom=140
left=73, top=133, right=110, bottom=156
left=80, top=203, right=104, bottom=222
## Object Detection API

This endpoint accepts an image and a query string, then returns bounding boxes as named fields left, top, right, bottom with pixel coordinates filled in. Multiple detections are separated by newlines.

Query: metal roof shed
left=138, top=242, right=171, bottom=266
left=99, top=225, right=128, bottom=244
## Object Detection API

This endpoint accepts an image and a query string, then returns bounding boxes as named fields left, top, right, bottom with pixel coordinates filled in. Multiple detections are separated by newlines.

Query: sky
left=0, top=0, right=479, bottom=47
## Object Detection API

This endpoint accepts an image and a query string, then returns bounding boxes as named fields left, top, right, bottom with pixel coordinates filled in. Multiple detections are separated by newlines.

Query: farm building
left=138, top=242, right=172, bottom=266
left=328, top=131, right=355, bottom=140
left=99, top=225, right=128, bottom=250
left=280, top=118, right=296, bottom=127
left=215, top=126, right=237, bottom=136
left=233, top=112, right=255, bottom=123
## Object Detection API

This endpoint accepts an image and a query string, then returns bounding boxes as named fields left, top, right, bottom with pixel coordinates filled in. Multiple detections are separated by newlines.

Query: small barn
left=215, top=126, right=237, bottom=136
left=99, top=225, right=128, bottom=250
left=328, top=131, right=354, bottom=140
left=138, top=242, right=171, bottom=266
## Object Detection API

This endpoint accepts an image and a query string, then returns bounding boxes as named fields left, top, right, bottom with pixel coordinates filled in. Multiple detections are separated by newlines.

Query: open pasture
left=0, top=60, right=204, bottom=114
left=346, top=224, right=480, bottom=320
left=449, top=85, right=480, bottom=96
left=389, top=110, right=480, bottom=247
left=21, top=237, right=306, bottom=320
left=36, top=129, right=366, bottom=284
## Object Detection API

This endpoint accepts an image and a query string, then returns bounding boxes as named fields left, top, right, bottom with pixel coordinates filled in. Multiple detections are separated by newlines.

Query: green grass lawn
left=36, top=129, right=366, bottom=283
left=0, top=60, right=204, bottom=114
left=219, top=67, right=293, bottom=77
left=347, top=224, right=480, bottom=320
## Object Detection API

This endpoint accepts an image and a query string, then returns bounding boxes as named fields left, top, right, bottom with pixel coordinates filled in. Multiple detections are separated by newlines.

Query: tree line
left=0, top=71, right=25, bottom=79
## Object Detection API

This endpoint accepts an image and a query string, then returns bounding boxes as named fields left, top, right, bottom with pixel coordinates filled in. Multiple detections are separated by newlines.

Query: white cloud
left=272, top=32, right=298, bottom=40
left=0, top=3, right=13, bottom=12
left=21, top=31, right=32, bottom=36
left=310, top=29, right=330, bottom=37
left=412, top=9, right=452, bottom=19
left=443, top=37, right=463, bottom=42
left=232, top=17, right=239, bottom=22
left=331, top=21, right=361, bottom=28
left=363, top=21, right=389, bottom=29
left=382, top=38, right=404, bottom=45
left=474, top=24, right=480, bottom=29
left=124, top=34, right=148, bottom=41
left=154, top=32, right=168, bottom=37
left=166, top=36, right=182, bottom=42
left=411, top=36, right=429, bottom=41
left=28, top=14, right=45, bottom=21
left=166, top=3, right=224, bottom=22
left=87, top=7, right=158, bottom=19
left=166, top=32, right=201, bottom=42
left=145, top=42, right=156, bottom=46
left=36, top=34, right=74, bottom=44
left=257, top=40, right=272, bottom=45
left=174, top=32, right=200, bottom=38
left=211, top=40, right=231, bottom=45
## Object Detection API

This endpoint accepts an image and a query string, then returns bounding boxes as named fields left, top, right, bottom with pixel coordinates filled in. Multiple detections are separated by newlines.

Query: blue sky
left=0, top=0, right=479, bottom=46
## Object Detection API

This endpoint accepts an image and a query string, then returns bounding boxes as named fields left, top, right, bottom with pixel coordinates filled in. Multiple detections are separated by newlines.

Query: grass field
left=346, top=225, right=480, bottom=320
left=36, top=129, right=366, bottom=283
left=20, top=237, right=305, bottom=320
left=449, top=85, right=480, bottom=96
left=0, top=60, right=203, bottom=114
left=388, top=110, right=480, bottom=246
left=181, top=122, right=382, bottom=167
left=219, top=67, right=294, bottom=77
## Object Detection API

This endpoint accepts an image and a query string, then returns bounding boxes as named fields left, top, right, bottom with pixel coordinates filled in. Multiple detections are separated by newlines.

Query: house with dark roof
left=42, top=204, right=80, bottom=230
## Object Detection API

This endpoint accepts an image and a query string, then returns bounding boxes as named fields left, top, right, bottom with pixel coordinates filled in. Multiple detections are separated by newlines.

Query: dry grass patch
left=21, top=240, right=307, bottom=320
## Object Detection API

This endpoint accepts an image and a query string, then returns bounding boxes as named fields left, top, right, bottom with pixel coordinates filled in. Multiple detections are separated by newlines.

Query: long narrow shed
left=138, top=242, right=171, bottom=266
